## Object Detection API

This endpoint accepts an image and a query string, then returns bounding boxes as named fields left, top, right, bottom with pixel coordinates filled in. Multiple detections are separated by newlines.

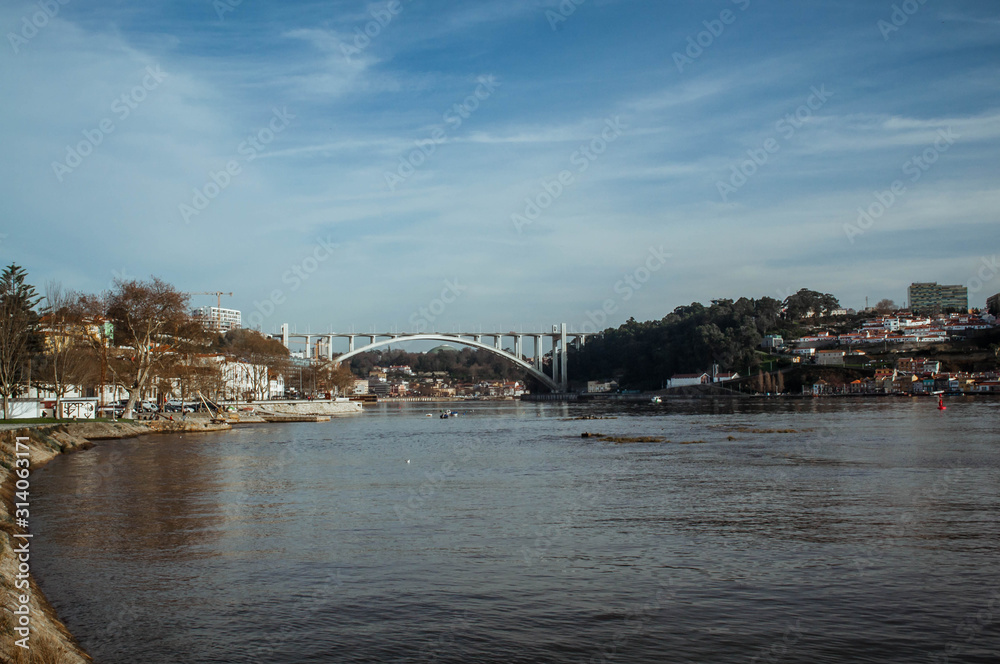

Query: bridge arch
left=332, top=334, right=559, bottom=392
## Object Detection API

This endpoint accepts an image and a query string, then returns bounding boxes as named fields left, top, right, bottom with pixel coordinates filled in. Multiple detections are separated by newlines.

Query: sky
left=2, top=0, right=999, bottom=340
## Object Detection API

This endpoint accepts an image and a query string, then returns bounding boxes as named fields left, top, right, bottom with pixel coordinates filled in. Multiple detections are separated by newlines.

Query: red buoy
left=937, top=395, right=946, bottom=411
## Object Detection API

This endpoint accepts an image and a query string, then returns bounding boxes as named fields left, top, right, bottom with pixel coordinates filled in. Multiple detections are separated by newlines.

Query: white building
left=816, top=350, right=846, bottom=366
left=220, top=358, right=275, bottom=401
left=761, top=335, right=784, bottom=350
left=194, top=307, right=242, bottom=332
left=669, top=373, right=710, bottom=388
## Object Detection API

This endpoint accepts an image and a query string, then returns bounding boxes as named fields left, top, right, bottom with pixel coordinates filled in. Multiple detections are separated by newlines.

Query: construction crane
left=190, top=291, right=234, bottom=332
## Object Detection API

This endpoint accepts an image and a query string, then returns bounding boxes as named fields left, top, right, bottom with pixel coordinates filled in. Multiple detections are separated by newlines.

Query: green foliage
left=214, top=328, right=289, bottom=359
left=570, top=297, right=786, bottom=390
left=782, top=288, right=840, bottom=320
left=0, top=264, right=42, bottom=416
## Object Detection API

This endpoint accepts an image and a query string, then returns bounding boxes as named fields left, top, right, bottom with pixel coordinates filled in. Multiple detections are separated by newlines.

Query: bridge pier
left=550, top=329, right=559, bottom=388
left=553, top=337, right=559, bottom=387
left=560, top=323, right=568, bottom=392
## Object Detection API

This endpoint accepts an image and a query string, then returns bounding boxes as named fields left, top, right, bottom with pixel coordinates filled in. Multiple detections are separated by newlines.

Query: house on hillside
left=816, top=350, right=846, bottom=366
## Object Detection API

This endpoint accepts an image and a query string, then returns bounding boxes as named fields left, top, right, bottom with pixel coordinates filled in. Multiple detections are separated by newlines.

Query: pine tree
left=0, top=264, right=41, bottom=418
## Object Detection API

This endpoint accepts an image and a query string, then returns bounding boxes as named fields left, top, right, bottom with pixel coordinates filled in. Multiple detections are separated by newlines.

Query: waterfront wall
left=257, top=400, right=363, bottom=416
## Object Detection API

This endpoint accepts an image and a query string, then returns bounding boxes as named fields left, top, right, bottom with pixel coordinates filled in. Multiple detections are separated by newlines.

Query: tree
left=874, top=299, right=897, bottom=315
left=312, top=361, right=357, bottom=396
left=782, top=288, right=840, bottom=320
left=34, top=282, right=98, bottom=417
left=0, top=265, right=41, bottom=418
left=80, top=277, right=202, bottom=419
left=174, top=355, right=224, bottom=405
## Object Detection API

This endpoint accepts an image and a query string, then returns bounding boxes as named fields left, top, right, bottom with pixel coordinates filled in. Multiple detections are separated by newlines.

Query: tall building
left=907, top=283, right=968, bottom=313
left=987, top=293, right=1000, bottom=316
left=194, top=306, right=242, bottom=332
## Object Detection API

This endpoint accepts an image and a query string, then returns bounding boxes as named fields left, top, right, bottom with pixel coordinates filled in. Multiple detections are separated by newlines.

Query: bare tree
left=34, top=282, right=98, bottom=417
left=874, top=299, right=897, bottom=315
left=79, top=277, right=203, bottom=419
left=0, top=264, right=41, bottom=418
left=312, top=361, right=356, bottom=397
left=175, top=354, right=224, bottom=405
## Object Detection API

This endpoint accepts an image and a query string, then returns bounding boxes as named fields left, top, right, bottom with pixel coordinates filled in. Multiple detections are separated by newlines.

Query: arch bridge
left=269, top=324, right=592, bottom=393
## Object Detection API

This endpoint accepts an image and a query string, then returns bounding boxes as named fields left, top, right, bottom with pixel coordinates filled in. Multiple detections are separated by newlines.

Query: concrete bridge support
left=560, top=323, right=568, bottom=392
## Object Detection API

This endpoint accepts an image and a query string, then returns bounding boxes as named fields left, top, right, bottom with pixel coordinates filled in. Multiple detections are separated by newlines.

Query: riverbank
left=0, top=419, right=231, bottom=664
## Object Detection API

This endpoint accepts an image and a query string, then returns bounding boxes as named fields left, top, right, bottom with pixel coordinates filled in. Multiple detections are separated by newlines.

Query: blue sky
left=2, top=0, right=999, bottom=338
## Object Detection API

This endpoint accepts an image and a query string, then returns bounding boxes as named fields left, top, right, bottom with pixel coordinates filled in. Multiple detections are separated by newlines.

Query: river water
left=30, top=399, right=1000, bottom=663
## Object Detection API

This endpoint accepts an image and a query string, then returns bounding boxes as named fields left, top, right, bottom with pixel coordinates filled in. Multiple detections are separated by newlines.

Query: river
left=30, top=399, right=1000, bottom=663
